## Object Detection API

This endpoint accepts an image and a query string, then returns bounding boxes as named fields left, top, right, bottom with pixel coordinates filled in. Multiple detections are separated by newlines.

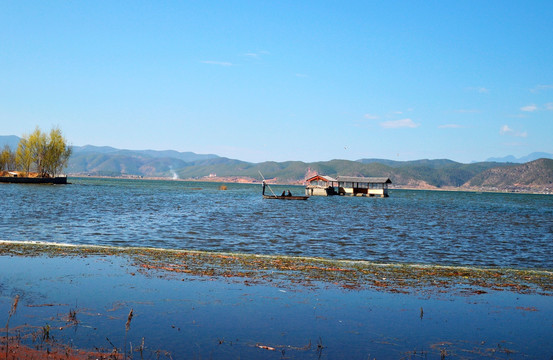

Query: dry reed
left=5, top=295, right=20, bottom=359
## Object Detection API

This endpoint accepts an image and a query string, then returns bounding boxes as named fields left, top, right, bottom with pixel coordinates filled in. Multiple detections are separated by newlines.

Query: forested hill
left=465, top=158, right=553, bottom=192
left=67, top=148, right=553, bottom=193
left=1, top=136, right=552, bottom=193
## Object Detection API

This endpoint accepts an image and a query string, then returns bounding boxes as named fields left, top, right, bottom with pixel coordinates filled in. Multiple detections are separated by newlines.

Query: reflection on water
left=2, top=178, right=552, bottom=269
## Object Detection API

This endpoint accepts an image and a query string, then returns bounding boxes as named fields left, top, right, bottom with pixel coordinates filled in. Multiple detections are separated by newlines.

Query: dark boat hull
left=261, top=179, right=308, bottom=200
left=263, top=195, right=309, bottom=200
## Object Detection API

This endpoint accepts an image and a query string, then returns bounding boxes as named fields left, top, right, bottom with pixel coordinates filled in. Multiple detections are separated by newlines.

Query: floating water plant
left=1, top=241, right=552, bottom=297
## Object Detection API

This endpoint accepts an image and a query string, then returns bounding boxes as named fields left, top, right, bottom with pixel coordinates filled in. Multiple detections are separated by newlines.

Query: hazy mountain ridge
left=486, top=152, right=553, bottom=163
left=0, top=135, right=20, bottom=150
left=1, top=136, right=552, bottom=193
left=74, top=145, right=219, bottom=162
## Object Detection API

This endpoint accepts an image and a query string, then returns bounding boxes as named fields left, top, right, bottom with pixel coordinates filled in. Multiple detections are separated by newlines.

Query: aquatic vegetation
left=4, top=295, right=19, bottom=359
left=1, top=241, right=552, bottom=297
left=124, top=309, right=133, bottom=360
left=41, top=324, right=50, bottom=342
left=67, top=308, right=78, bottom=325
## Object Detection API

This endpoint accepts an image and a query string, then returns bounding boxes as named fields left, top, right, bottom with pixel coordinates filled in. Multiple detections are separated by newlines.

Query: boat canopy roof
left=336, top=176, right=392, bottom=184
left=306, top=174, right=392, bottom=185
left=305, top=174, right=337, bottom=183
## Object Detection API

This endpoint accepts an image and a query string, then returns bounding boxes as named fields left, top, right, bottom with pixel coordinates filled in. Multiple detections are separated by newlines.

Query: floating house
left=305, top=175, right=391, bottom=197
left=304, top=175, right=338, bottom=196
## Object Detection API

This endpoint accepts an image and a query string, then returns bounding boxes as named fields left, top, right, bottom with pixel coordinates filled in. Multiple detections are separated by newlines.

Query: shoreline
left=2, top=240, right=552, bottom=295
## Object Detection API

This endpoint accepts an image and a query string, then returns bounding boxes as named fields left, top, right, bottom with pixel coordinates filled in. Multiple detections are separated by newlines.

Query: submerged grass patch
left=1, top=240, right=552, bottom=297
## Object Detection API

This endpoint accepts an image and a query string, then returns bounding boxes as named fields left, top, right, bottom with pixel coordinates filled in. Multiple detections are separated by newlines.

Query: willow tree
left=16, top=135, right=33, bottom=176
left=0, top=145, right=16, bottom=171
left=44, top=127, right=72, bottom=177
left=15, top=126, right=72, bottom=177
left=28, top=127, right=48, bottom=176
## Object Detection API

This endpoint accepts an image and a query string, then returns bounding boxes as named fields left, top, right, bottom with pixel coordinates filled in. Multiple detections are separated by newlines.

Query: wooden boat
left=263, top=194, right=309, bottom=200
left=262, top=181, right=309, bottom=200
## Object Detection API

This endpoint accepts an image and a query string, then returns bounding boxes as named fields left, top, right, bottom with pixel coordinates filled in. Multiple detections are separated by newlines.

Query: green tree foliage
left=45, top=127, right=72, bottom=177
left=14, top=126, right=72, bottom=177
left=16, top=135, right=33, bottom=176
left=28, top=127, right=48, bottom=176
left=0, top=145, right=16, bottom=171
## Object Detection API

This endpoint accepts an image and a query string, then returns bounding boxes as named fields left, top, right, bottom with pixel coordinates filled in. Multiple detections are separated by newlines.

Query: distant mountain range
left=1, top=135, right=552, bottom=193
left=486, top=152, right=553, bottom=163
left=68, top=144, right=220, bottom=177
left=0, top=135, right=20, bottom=150
left=74, top=144, right=219, bottom=162
left=467, top=158, right=553, bottom=190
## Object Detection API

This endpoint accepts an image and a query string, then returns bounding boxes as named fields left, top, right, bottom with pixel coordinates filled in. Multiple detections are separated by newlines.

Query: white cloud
left=439, top=124, right=462, bottom=128
left=500, top=125, right=513, bottom=135
left=467, top=87, right=489, bottom=93
left=500, top=125, right=527, bottom=137
left=364, top=113, right=379, bottom=120
left=530, top=84, right=553, bottom=93
left=380, top=118, right=420, bottom=129
left=545, top=102, right=553, bottom=111
left=295, top=73, right=308, bottom=78
left=520, top=104, right=537, bottom=112
left=243, top=51, right=270, bottom=60
left=454, top=109, right=480, bottom=114
left=201, top=60, right=233, bottom=66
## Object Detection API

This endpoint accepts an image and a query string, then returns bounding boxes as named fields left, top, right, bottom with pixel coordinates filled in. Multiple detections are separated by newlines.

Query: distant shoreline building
left=305, top=175, right=391, bottom=197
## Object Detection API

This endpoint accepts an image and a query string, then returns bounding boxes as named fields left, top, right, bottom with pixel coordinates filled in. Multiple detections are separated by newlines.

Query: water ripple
left=1, top=178, right=552, bottom=270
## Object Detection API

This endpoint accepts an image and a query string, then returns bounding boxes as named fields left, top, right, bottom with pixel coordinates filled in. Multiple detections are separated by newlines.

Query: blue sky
left=1, top=1, right=552, bottom=163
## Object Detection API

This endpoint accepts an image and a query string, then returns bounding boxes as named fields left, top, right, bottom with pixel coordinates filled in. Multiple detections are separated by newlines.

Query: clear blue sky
left=1, top=1, right=552, bottom=163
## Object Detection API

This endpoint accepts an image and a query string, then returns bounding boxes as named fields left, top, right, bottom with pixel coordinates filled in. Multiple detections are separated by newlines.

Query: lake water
left=2, top=254, right=552, bottom=359
left=2, top=177, right=552, bottom=270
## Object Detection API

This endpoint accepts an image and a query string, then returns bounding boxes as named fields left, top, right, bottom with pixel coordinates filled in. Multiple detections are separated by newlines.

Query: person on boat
left=281, top=190, right=286, bottom=197
left=287, top=190, right=292, bottom=197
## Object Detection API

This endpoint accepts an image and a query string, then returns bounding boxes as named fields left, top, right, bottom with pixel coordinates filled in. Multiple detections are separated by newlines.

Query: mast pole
left=258, top=171, right=277, bottom=197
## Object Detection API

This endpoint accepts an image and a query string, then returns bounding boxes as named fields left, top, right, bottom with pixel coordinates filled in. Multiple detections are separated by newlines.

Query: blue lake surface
left=2, top=254, right=552, bottom=359
left=2, top=177, right=552, bottom=270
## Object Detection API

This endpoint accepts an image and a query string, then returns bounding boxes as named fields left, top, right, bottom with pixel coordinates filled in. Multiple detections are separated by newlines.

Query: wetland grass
left=124, top=308, right=133, bottom=360
left=1, top=299, right=142, bottom=359
left=4, top=295, right=19, bottom=359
